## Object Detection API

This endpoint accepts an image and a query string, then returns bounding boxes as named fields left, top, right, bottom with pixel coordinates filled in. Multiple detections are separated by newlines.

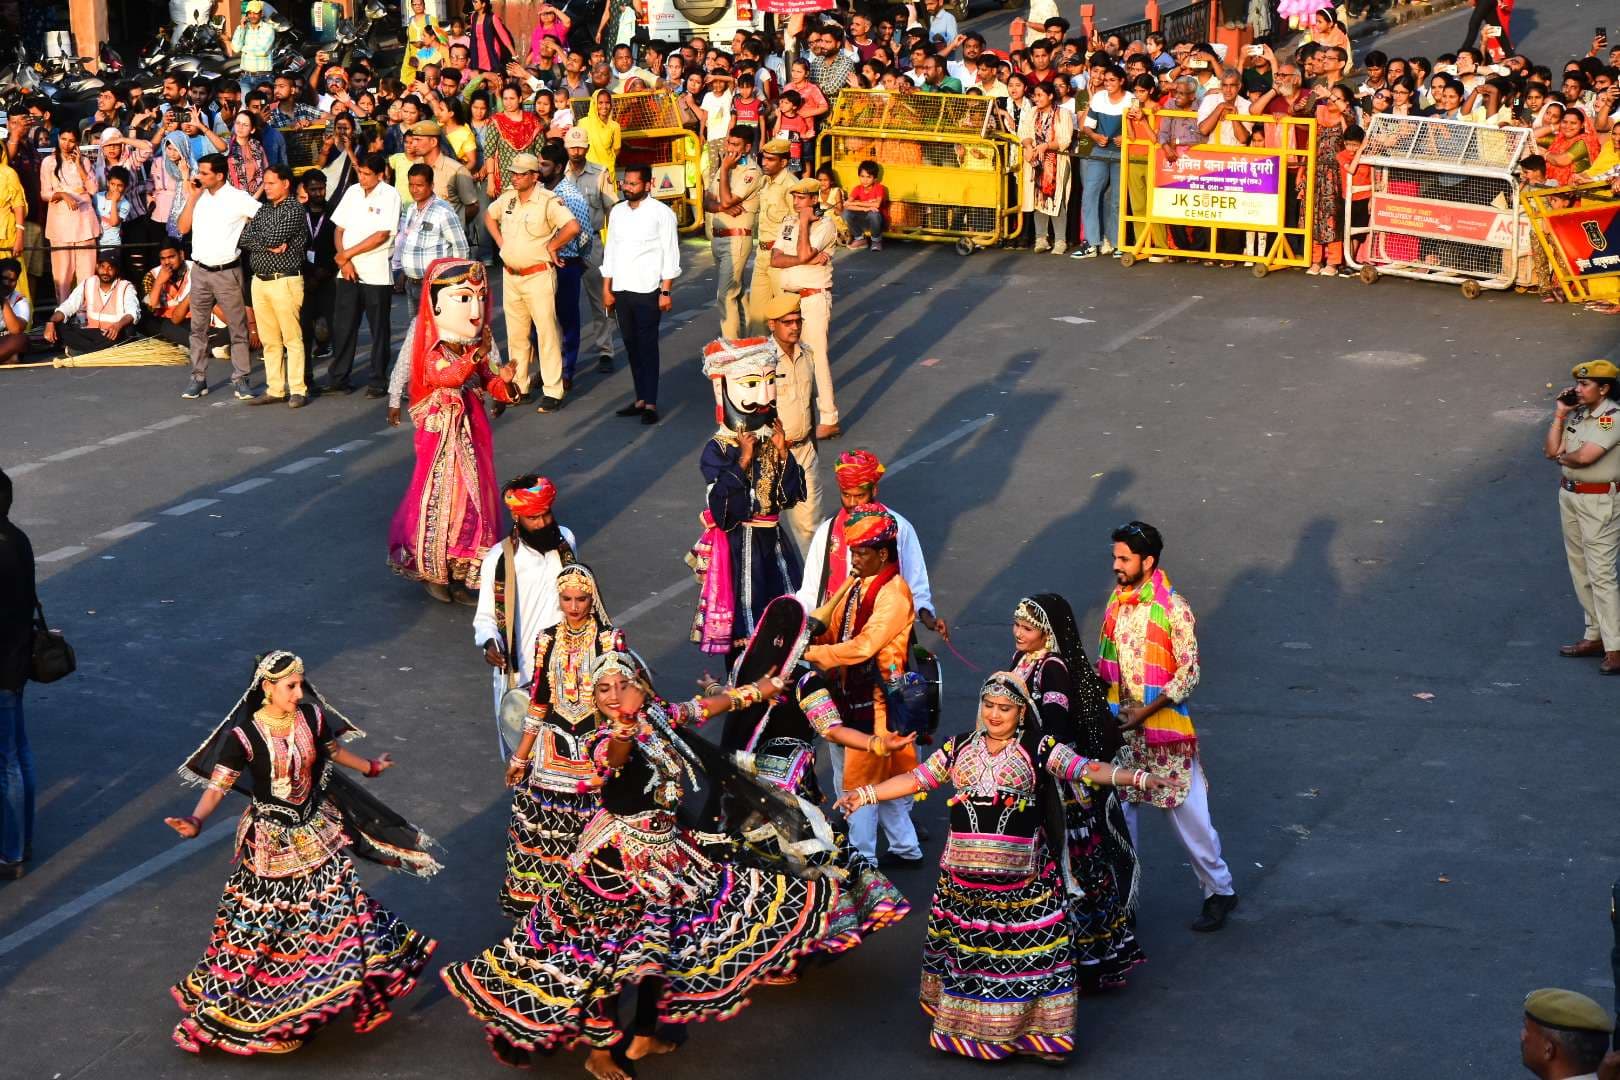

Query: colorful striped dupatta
left=1096, top=569, right=1197, bottom=747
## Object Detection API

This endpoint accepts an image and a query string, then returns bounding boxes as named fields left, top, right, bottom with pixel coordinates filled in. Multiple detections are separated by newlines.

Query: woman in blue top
left=1077, top=62, right=1128, bottom=259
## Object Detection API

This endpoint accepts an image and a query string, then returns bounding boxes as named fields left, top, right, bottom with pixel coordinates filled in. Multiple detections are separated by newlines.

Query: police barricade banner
left=1369, top=193, right=1516, bottom=248
left=1542, top=203, right=1620, bottom=278
left=1150, top=148, right=1283, bottom=229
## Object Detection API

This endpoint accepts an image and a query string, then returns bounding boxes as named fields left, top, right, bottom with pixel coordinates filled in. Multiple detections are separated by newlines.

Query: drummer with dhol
left=473, top=475, right=580, bottom=752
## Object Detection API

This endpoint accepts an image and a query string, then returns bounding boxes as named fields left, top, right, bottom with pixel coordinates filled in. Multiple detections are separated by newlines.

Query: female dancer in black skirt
left=165, top=650, right=440, bottom=1055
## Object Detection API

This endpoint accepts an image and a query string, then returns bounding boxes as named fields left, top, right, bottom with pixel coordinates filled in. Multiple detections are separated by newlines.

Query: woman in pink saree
left=386, top=258, right=517, bottom=604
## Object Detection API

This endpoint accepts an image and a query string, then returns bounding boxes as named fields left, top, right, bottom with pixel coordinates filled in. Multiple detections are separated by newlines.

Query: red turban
left=843, top=503, right=897, bottom=549
left=834, top=449, right=885, bottom=493
left=504, top=477, right=556, bottom=517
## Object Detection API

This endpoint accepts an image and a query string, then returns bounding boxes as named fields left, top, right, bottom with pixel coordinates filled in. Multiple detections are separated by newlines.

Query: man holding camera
left=1547, top=360, right=1620, bottom=674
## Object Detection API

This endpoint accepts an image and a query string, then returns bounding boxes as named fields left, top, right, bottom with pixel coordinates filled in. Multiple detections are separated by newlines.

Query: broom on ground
left=0, top=338, right=190, bottom=370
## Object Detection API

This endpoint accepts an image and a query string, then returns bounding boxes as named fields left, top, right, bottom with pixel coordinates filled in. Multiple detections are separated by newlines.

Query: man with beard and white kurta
left=472, top=475, right=578, bottom=754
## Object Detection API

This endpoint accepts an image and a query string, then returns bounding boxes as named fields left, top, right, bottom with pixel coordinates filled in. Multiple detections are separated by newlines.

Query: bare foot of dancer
left=585, top=1049, right=629, bottom=1080
left=625, top=1035, right=677, bottom=1061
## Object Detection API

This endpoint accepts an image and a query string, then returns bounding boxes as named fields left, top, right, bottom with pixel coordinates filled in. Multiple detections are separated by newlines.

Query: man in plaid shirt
left=538, top=141, right=592, bottom=394
left=394, top=163, right=471, bottom=325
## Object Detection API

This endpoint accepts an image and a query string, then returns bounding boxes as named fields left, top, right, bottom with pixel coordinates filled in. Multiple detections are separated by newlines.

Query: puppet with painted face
left=687, top=337, right=807, bottom=657
left=386, top=258, right=520, bottom=604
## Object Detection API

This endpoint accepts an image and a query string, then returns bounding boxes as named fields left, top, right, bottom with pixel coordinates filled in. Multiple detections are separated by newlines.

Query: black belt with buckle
left=194, top=258, right=240, bottom=273
left=254, top=270, right=299, bottom=281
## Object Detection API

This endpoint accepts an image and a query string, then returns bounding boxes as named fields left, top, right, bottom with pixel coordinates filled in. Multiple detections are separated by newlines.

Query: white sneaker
left=1033, top=238, right=1051, bottom=253
left=211, top=345, right=230, bottom=359
left=1098, top=241, right=1115, bottom=256
left=1052, top=241, right=1068, bottom=255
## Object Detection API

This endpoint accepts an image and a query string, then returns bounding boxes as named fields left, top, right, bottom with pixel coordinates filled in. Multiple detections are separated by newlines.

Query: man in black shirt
left=299, top=171, right=339, bottom=373
left=0, top=468, right=36, bottom=879
left=240, top=164, right=311, bottom=407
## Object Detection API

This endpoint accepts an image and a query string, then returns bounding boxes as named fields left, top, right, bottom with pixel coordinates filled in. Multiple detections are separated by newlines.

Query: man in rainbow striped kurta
left=1097, top=520, right=1238, bottom=933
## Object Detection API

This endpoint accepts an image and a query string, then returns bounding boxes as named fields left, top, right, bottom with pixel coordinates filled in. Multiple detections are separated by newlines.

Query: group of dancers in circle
left=160, top=259, right=1208, bottom=1072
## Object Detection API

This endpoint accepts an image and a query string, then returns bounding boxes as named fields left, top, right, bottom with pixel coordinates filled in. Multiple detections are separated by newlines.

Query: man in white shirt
left=42, top=253, right=140, bottom=355
left=0, top=258, right=29, bottom=365
left=177, top=153, right=260, bottom=400
left=600, top=163, right=680, bottom=425
left=1197, top=68, right=1253, bottom=258
left=796, top=446, right=949, bottom=805
left=472, top=475, right=579, bottom=744
left=326, top=152, right=401, bottom=397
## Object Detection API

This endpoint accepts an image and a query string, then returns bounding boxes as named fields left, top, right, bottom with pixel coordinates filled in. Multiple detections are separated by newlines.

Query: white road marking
left=619, top=414, right=994, bottom=627
left=1051, top=315, right=1096, bottom=325
left=3, top=462, right=43, bottom=477
left=98, top=429, right=154, bottom=447
left=0, top=827, right=235, bottom=959
left=219, top=477, right=274, bottom=495
left=42, top=445, right=101, bottom=462
left=1101, top=295, right=1203, bottom=353
left=145, top=415, right=197, bottom=431
left=35, top=545, right=89, bottom=563
left=327, top=440, right=371, bottom=454
left=162, top=498, right=220, bottom=516
left=94, top=522, right=155, bottom=541
left=274, top=457, right=326, bottom=475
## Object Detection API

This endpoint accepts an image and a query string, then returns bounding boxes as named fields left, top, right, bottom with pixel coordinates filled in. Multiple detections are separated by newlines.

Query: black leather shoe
left=640, top=408, right=659, bottom=425
left=537, top=395, right=564, bottom=413
left=363, top=385, right=387, bottom=399
left=324, top=380, right=355, bottom=395
left=597, top=354, right=614, bottom=374
left=615, top=403, right=644, bottom=417
left=1190, top=893, right=1238, bottom=932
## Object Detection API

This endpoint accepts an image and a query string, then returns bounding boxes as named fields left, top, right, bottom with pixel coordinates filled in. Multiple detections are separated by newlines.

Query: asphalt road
left=4, top=81, right=1619, bottom=1080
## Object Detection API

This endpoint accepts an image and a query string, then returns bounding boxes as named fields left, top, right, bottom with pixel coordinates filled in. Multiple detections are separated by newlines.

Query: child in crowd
left=816, top=164, right=845, bottom=217
left=843, top=159, right=889, bottom=251
left=772, top=91, right=813, bottom=176
left=1338, top=124, right=1371, bottom=269
left=95, top=167, right=131, bottom=260
left=732, top=74, right=764, bottom=129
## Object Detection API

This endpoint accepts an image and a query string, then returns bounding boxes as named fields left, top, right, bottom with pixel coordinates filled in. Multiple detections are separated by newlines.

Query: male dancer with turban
left=473, top=475, right=579, bottom=740
left=798, top=448, right=949, bottom=809
left=805, top=504, right=924, bottom=866
left=687, top=336, right=806, bottom=658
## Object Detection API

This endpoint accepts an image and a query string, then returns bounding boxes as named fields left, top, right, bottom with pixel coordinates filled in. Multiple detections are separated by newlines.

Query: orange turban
left=843, top=503, right=897, bottom=548
left=503, top=477, right=556, bottom=517
left=834, top=449, right=885, bottom=493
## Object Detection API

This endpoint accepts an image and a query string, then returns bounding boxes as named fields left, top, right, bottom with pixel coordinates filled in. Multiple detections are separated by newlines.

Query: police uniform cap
left=764, top=294, right=801, bottom=320
left=407, top=120, right=443, bottom=138
left=760, top=138, right=792, bottom=156
left=510, top=153, right=541, bottom=174
left=1524, top=988, right=1615, bottom=1034
left=563, top=126, right=590, bottom=148
left=788, top=177, right=820, bottom=194
left=1572, top=359, right=1620, bottom=380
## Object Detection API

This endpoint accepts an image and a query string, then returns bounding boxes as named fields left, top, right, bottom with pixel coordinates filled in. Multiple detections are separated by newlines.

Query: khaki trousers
left=251, top=275, right=306, bottom=397
left=503, top=267, right=563, bottom=399
left=712, top=233, right=751, bottom=339
left=1560, top=487, right=1620, bottom=648
left=784, top=439, right=824, bottom=557
left=745, top=251, right=780, bottom=336
left=797, top=290, right=839, bottom=426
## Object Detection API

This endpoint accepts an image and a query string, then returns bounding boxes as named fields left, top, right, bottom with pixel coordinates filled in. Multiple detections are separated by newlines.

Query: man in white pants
left=1097, top=520, right=1238, bottom=932
left=472, top=475, right=578, bottom=756
left=796, top=448, right=949, bottom=836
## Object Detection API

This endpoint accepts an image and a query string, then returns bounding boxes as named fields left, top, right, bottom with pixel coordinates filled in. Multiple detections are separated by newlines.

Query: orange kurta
left=804, top=573, right=917, bottom=790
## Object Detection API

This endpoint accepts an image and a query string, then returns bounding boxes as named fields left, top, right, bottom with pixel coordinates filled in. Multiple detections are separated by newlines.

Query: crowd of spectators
left=0, top=0, right=1613, bottom=377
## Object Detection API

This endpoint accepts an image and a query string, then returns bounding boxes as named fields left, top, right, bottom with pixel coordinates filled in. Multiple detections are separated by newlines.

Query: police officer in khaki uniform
left=1546, top=359, right=1620, bottom=674
left=764, top=292, right=825, bottom=554
left=771, top=176, right=841, bottom=441
left=487, top=152, right=581, bottom=411
left=705, top=124, right=763, bottom=340
left=564, top=126, right=619, bottom=374
left=746, top=138, right=795, bottom=335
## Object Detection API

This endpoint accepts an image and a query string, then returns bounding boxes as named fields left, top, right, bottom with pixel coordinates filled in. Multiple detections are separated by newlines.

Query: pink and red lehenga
left=386, top=258, right=517, bottom=593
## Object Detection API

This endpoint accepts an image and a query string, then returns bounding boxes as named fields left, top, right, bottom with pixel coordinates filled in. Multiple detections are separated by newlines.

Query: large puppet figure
left=687, top=336, right=807, bottom=657
left=386, top=258, right=519, bottom=605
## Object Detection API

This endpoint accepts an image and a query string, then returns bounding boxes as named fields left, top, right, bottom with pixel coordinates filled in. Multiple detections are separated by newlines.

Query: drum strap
left=502, top=537, right=520, bottom=692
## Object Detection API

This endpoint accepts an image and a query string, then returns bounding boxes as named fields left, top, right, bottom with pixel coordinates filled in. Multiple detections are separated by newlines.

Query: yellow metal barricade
left=1118, top=111, right=1315, bottom=275
left=816, top=90, right=1021, bottom=254
left=572, top=91, right=704, bottom=233
left=1524, top=179, right=1620, bottom=304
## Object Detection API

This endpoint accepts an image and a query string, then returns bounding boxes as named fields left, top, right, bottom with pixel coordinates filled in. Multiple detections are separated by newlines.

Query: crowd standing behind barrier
left=0, top=0, right=1612, bottom=372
